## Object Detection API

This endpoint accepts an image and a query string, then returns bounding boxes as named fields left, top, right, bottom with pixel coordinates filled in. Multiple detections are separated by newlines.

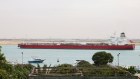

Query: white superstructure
left=108, top=32, right=130, bottom=45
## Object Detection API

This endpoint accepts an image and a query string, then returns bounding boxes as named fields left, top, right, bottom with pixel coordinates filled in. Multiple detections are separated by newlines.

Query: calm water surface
left=1, top=45, right=140, bottom=67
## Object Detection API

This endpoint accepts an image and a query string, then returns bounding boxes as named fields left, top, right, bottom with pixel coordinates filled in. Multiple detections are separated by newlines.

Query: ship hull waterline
left=18, top=44, right=135, bottom=50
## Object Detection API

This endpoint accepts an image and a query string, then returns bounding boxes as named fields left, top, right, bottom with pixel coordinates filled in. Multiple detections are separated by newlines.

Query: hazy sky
left=0, top=0, right=140, bottom=39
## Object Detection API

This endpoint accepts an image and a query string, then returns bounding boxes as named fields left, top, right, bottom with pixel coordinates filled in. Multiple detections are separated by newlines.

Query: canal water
left=1, top=45, right=140, bottom=68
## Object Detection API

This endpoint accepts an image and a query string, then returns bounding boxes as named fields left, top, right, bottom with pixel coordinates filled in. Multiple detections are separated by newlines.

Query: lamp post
left=117, top=53, right=120, bottom=66
left=22, top=52, right=23, bottom=66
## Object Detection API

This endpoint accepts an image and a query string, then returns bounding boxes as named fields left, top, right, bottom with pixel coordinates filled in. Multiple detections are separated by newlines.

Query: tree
left=43, top=64, right=47, bottom=74
left=0, top=46, right=33, bottom=78
left=127, top=66, right=136, bottom=74
left=77, top=60, right=92, bottom=67
left=0, top=69, right=9, bottom=79
left=56, top=64, right=73, bottom=74
left=0, top=46, right=6, bottom=64
left=57, top=64, right=73, bottom=68
left=92, top=51, right=113, bottom=66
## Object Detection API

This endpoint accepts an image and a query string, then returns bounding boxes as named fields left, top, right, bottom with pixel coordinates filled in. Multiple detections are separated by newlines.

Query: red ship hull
left=18, top=44, right=135, bottom=50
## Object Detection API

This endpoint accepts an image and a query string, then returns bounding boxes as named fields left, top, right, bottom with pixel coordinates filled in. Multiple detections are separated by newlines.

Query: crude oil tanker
left=18, top=33, right=135, bottom=50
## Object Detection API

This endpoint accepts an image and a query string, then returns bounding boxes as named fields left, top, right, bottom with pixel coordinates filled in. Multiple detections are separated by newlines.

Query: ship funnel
left=120, top=32, right=126, bottom=37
